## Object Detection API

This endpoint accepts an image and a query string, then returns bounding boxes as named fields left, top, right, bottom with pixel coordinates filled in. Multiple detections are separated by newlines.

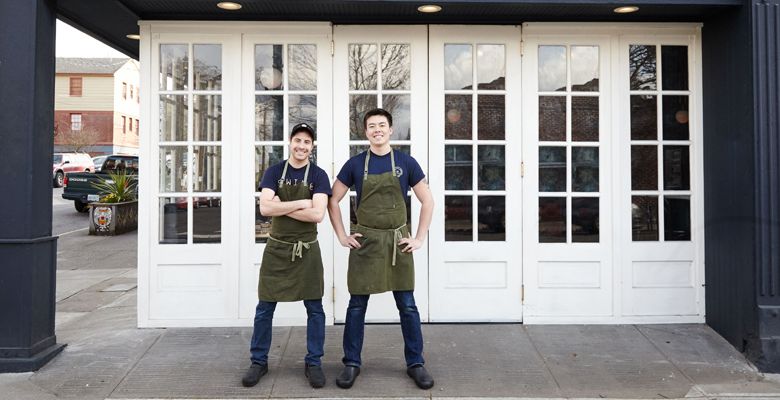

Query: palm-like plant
left=91, top=171, right=137, bottom=203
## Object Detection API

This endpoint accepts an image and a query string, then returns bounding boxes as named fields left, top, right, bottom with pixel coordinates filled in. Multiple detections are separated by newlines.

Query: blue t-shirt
left=336, top=150, right=425, bottom=209
left=259, top=160, right=332, bottom=197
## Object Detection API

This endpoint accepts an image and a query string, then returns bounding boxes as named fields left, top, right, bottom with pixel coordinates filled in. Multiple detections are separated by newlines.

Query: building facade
left=54, top=58, right=141, bottom=155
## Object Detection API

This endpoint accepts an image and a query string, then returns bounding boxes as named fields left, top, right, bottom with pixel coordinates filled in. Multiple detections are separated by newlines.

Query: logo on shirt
left=394, top=166, right=404, bottom=177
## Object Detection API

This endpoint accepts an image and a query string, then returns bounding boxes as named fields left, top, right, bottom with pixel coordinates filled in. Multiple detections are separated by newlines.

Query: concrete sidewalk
left=2, top=230, right=780, bottom=399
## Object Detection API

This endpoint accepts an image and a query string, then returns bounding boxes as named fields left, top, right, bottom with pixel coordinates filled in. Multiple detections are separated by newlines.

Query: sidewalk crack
left=634, top=325, right=700, bottom=394
left=524, top=325, right=564, bottom=397
left=268, top=326, right=294, bottom=397
left=105, top=329, right=165, bottom=398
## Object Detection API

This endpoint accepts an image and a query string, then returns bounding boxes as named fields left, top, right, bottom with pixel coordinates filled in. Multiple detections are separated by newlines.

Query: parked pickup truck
left=62, top=155, right=139, bottom=212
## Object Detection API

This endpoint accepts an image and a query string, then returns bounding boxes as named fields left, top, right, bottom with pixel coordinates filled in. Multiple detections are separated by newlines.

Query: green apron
left=258, top=161, right=324, bottom=302
left=348, top=149, right=415, bottom=294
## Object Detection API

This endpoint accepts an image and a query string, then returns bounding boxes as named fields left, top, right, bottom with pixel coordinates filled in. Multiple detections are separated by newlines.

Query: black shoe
left=241, top=363, right=268, bottom=387
left=335, top=365, right=360, bottom=389
left=305, top=364, right=326, bottom=388
left=407, top=365, right=434, bottom=389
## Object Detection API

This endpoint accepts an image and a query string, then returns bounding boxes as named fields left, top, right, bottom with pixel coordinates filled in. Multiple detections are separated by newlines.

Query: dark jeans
left=250, top=299, right=325, bottom=366
left=342, top=290, right=425, bottom=368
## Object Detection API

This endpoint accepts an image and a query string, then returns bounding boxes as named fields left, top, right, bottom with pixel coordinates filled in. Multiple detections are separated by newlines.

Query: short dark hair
left=363, top=108, right=393, bottom=129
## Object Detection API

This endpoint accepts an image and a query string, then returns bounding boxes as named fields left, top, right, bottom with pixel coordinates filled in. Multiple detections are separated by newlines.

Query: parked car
left=52, top=153, right=94, bottom=187
left=92, top=155, right=108, bottom=172
left=62, top=155, right=139, bottom=212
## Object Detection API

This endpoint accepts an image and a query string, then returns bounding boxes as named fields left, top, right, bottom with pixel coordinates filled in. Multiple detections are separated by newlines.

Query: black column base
left=746, top=305, right=780, bottom=373
left=0, top=343, right=65, bottom=373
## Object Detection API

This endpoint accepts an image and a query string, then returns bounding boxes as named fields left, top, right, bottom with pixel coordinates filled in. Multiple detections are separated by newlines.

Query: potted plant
left=89, top=171, right=138, bottom=235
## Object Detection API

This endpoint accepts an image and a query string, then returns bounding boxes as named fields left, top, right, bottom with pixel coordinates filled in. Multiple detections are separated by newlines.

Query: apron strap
left=278, top=160, right=311, bottom=186
left=269, top=236, right=317, bottom=261
left=363, top=149, right=396, bottom=180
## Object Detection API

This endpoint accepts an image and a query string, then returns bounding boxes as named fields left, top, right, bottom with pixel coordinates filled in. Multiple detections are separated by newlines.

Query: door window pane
left=160, top=197, right=188, bottom=244
left=445, top=95, right=472, bottom=140
left=571, top=96, right=599, bottom=142
left=255, top=199, right=272, bottom=243
left=571, top=46, right=599, bottom=91
left=663, top=145, right=690, bottom=190
left=664, top=196, right=691, bottom=241
left=478, top=145, right=505, bottom=190
left=444, top=44, right=472, bottom=90
left=539, top=147, right=566, bottom=192
left=478, top=196, right=505, bottom=241
left=539, top=197, right=566, bottom=243
left=160, top=95, right=188, bottom=142
left=381, top=44, right=411, bottom=90
left=255, top=95, right=284, bottom=141
left=538, top=46, right=566, bottom=92
left=630, top=95, right=657, bottom=140
left=288, top=44, right=317, bottom=91
left=255, top=146, right=283, bottom=189
left=350, top=95, right=377, bottom=140
left=160, top=44, right=188, bottom=91
left=160, top=146, right=188, bottom=193
left=193, top=197, right=221, bottom=243
left=477, top=44, right=505, bottom=90
left=193, top=95, right=221, bottom=142
left=661, top=46, right=688, bottom=91
left=632, top=196, right=659, bottom=241
left=631, top=145, right=657, bottom=190
left=193, top=44, right=222, bottom=90
left=383, top=94, right=411, bottom=140
left=193, top=146, right=221, bottom=192
left=255, top=44, right=284, bottom=90
left=477, top=95, right=505, bottom=140
left=572, top=147, right=599, bottom=192
left=539, top=96, right=566, bottom=141
left=629, top=45, right=657, bottom=90
left=349, top=44, right=378, bottom=90
left=572, top=197, right=599, bottom=242
left=662, top=95, right=689, bottom=140
left=445, top=145, right=472, bottom=190
left=289, top=95, right=317, bottom=132
left=445, top=196, right=472, bottom=241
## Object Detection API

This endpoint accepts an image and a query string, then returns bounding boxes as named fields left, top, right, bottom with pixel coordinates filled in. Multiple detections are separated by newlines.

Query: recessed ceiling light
left=417, top=4, right=442, bottom=13
left=613, top=6, right=639, bottom=13
left=126, top=34, right=141, bottom=40
left=217, top=2, right=242, bottom=10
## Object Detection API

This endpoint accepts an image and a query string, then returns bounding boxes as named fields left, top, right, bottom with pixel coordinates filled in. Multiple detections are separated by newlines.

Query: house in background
left=54, top=58, right=140, bottom=155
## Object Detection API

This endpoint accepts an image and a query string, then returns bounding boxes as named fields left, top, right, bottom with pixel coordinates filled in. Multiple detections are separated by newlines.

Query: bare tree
left=56, top=122, right=102, bottom=153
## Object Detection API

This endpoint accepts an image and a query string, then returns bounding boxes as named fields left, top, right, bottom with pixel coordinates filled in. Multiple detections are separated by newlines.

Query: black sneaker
left=407, top=365, right=434, bottom=389
left=305, top=364, right=326, bottom=388
left=335, top=365, right=360, bottom=389
left=242, top=363, right=268, bottom=387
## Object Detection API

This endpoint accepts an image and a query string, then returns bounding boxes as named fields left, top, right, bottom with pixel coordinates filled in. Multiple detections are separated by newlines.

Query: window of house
left=122, top=82, right=127, bottom=99
left=129, top=118, right=133, bottom=132
left=70, top=113, right=82, bottom=131
left=122, top=116, right=126, bottom=133
left=130, top=85, right=134, bottom=100
left=136, top=119, right=140, bottom=132
left=69, top=77, right=82, bottom=96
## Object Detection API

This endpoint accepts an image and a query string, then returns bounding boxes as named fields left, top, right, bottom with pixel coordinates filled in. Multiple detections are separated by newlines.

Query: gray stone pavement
left=2, top=229, right=780, bottom=399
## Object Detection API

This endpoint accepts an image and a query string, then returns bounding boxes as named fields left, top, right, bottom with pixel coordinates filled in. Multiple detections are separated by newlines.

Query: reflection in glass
left=289, top=95, right=317, bottom=132
left=539, top=197, right=566, bottom=243
left=477, top=44, right=505, bottom=90
left=572, top=197, right=599, bottom=242
left=539, top=96, right=566, bottom=141
left=255, top=95, right=284, bottom=141
left=350, top=95, right=378, bottom=140
left=662, top=46, right=688, bottom=91
left=193, top=146, right=221, bottom=192
left=663, top=145, right=690, bottom=190
left=444, top=44, right=472, bottom=90
left=255, top=146, right=283, bottom=189
left=445, top=95, right=472, bottom=140
left=349, top=195, right=358, bottom=224
left=445, top=196, right=472, bottom=241
left=445, top=145, right=472, bottom=190
left=632, top=196, right=659, bottom=241
left=665, top=195, right=691, bottom=241
left=193, top=197, right=221, bottom=243
left=383, top=94, right=411, bottom=140
left=193, top=44, right=222, bottom=90
left=349, top=145, right=368, bottom=158
left=662, top=95, right=689, bottom=140
left=571, top=96, right=599, bottom=142
left=160, top=197, right=187, bottom=244
left=349, top=44, right=378, bottom=90
left=255, top=198, right=272, bottom=243
left=477, top=95, right=505, bottom=140
left=160, top=95, right=188, bottom=142
left=381, top=44, right=411, bottom=90
left=631, top=145, right=658, bottom=190
left=478, top=146, right=505, bottom=190
left=160, top=146, right=188, bottom=193
left=629, top=44, right=657, bottom=90
left=194, top=95, right=221, bottom=141
left=538, top=46, right=566, bottom=92
left=255, top=44, right=284, bottom=90
left=571, top=46, right=599, bottom=91
left=288, top=44, right=317, bottom=91
left=631, top=95, right=657, bottom=140
left=478, top=196, right=505, bottom=241
left=160, top=44, right=188, bottom=91
left=539, top=147, right=566, bottom=192
left=572, top=147, right=599, bottom=192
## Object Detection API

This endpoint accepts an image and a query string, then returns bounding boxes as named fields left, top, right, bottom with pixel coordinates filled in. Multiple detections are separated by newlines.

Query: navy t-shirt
left=336, top=150, right=425, bottom=208
left=259, top=160, right=332, bottom=197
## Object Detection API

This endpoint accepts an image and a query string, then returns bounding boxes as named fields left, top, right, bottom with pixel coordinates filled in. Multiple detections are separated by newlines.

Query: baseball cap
left=290, top=123, right=315, bottom=140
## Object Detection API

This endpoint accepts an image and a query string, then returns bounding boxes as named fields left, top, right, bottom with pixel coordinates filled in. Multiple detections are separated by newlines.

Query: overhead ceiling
left=56, top=0, right=741, bottom=59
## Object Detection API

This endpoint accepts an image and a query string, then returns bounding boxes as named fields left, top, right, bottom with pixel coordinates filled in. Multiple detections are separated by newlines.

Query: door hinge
left=520, top=40, right=524, bottom=57
left=332, top=286, right=336, bottom=300
left=521, top=161, right=525, bottom=178
left=330, top=40, right=335, bottom=57
left=521, top=284, right=525, bottom=303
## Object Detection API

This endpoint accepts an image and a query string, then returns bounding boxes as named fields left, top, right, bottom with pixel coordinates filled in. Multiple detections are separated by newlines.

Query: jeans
left=250, top=299, right=325, bottom=366
left=342, top=290, right=424, bottom=368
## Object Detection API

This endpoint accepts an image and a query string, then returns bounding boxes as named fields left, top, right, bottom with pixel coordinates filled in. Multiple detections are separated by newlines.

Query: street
left=52, top=187, right=90, bottom=236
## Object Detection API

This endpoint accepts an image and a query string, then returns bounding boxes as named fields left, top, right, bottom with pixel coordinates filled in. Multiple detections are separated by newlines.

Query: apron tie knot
left=292, top=240, right=310, bottom=261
